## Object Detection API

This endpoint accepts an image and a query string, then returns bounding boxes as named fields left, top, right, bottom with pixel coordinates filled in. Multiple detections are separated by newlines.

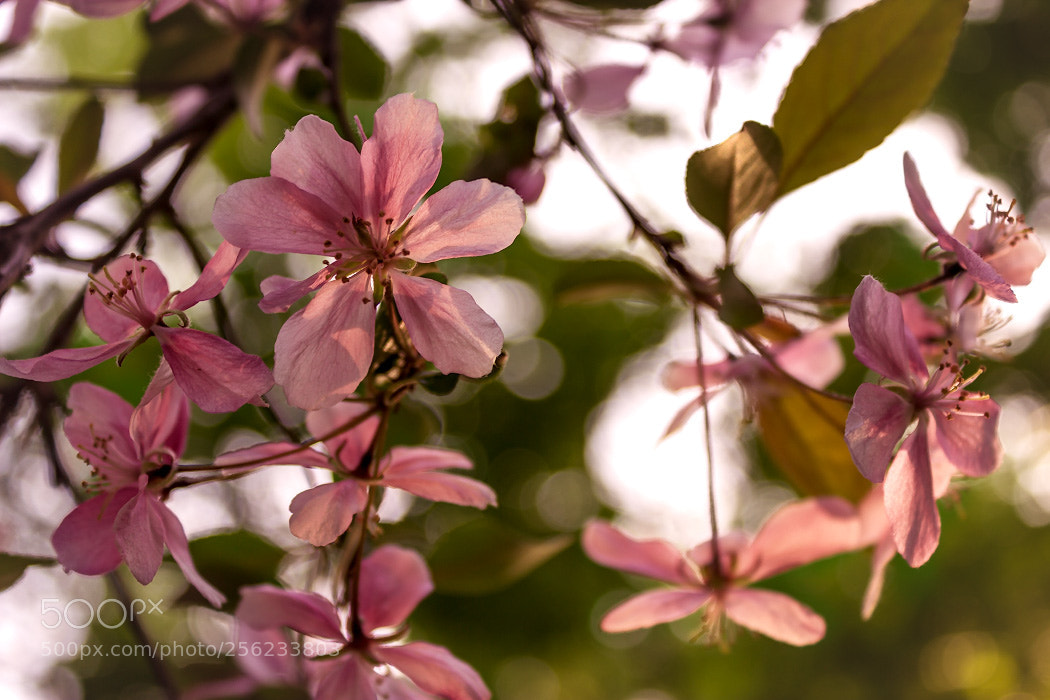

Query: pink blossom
left=215, top=402, right=496, bottom=546
left=903, top=152, right=1044, bottom=303
left=51, top=378, right=225, bottom=606
left=236, top=545, right=490, bottom=700
left=582, top=497, right=860, bottom=646
left=213, top=94, right=525, bottom=409
left=0, top=245, right=273, bottom=413
left=563, top=64, right=647, bottom=114
left=845, top=276, right=1001, bottom=566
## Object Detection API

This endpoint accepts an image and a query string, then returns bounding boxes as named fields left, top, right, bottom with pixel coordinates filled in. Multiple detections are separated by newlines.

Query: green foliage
left=715, top=265, right=765, bottom=329
left=0, top=144, right=38, bottom=214
left=0, top=553, right=52, bottom=592
left=185, top=531, right=286, bottom=610
left=57, top=96, right=104, bottom=193
left=773, top=0, right=968, bottom=194
left=338, top=27, right=388, bottom=99
left=136, top=5, right=242, bottom=92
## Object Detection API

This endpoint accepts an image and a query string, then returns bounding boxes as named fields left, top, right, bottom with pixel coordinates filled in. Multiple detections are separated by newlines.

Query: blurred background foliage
left=4, top=0, right=1050, bottom=698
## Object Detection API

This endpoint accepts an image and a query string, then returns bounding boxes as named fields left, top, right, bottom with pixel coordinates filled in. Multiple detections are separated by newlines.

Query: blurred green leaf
left=136, top=5, right=242, bottom=92
left=420, top=372, right=460, bottom=396
left=715, top=265, right=764, bottom=329
left=57, top=96, right=104, bottom=193
left=472, top=76, right=544, bottom=182
left=0, top=145, right=38, bottom=214
left=773, top=0, right=967, bottom=194
left=184, top=531, right=285, bottom=609
left=686, top=121, right=781, bottom=238
left=553, top=258, right=671, bottom=304
left=339, top=27, right=388, bottom=99
left=429, top=517, right=572, bottom=594
left=233, top=35, right=286, bottom=138
left=0, top=553, right=53, bottom=592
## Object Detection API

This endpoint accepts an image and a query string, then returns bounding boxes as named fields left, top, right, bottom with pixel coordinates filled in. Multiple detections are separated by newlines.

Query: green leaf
left=420, top=372, right=460, bottom=396
left=429, top=518, right=572, bottom=595
left=685, top=121, right=781, bottom=238
left=553, top=258, right=671, bottom=305
left=57, top=96, right=104, bottom=194
left=0, top=553, right=53, bottom=592
left=136, top=5, right=242, bottom=92
left=184, top=531, right=285, bottom=609
left=339, top=28, right=388, bottom=99
left=233, top=35, right=285, bottom=138
left=773, top=0, right=968, bottom=195
left=0, top=145, right=39, bottom=215
left=715, top=265, right=764, bottom=329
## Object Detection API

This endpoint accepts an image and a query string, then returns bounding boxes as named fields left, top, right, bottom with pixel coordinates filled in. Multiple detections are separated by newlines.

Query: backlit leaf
left=57, top=96, right=104, bottom=194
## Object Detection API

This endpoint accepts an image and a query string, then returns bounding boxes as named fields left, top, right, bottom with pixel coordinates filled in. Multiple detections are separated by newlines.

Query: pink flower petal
left=987, top=230, right=1045, bottom=286
left=305, top=401, right=379, bottom=467
left=68, top=0, right=146, bottom=18
left=379, top=446, right=496, bottom=509
left=155, top=327, right=274, bottom=413
left=600, top=589, right=712, bottom=633
left=271, top=115, right=366, bottom=217
left=309, top=656, right=376, bottom=700
left=214, top=441, right=331, bottom=473
left=236, top=584, right=345, bottom=641
left=401, top=179, right=524, bottom=263
left=171, top=242, right=248, bottom=311
left=213, top=176, right=345, bottom=255
left=722, top=587, right=825, bottom=646
left=930, top=396, right=1001, bottom=477
left=845, top=382, right=914, bottom=483
left=6, top=0, right=41, bottom=44
left=361, top=94, right=443, bottom=227
left=129, top=378, right=189, bottom=463
left=113, top=487, right=166, bottom=585
left=0, top=339, right=133, bottom=382
left=564, top=64, right=646, bottom=114
left=154, top=499, right=226, bottom=607
left=358, top=545, right=433, bottom=632
left=273, top=275, right=375, bottom=410
left=848, top=276, right=927, bottom=387
left=581, top=520, right=700, bottom=586
left=389, top=272, right=502, bottom=378
left=83, top=256, right=169, bottom=342
left=288, top=481, right=367, bottom=546
left=63, top=383, right=138, bottom=474
left=884, top=427, right=940, bottom=567
left=862, top=529, right=897, bottom=620
left=374, top=641, right=490, bottom=700
left=51, top=490, right=136, bottom=576
left=259, top=269, right=330, bottom=314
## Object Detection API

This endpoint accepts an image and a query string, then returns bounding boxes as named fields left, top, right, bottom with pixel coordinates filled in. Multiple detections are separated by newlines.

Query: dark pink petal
left=67, top=0, right=145, bottom=18
left=113, top=487, right=166, bottom=585
left=273, top=274, right=375, bottom=410
left=884, top=427, right=940, bottom=567
left=305, top=401, right=379, bottom=468
left=83, top=256, right=169, bottom=342
left=687, top=533, right=749, bottom=573
left=213, top=177, right=344, bottom=255
left=564, top=64, right=646, bottom=114
left=236, top=584, right=345, bottom=641
left=171, top=242, right=248, bottom=311
left=259, top=269, right=330, bottom=314
left=737, top=497, right=861, bottom=583
left=361, top=94, right=443, bottom=227
left=271, top=115, right=365, bottom=216
left=129, top=377, right=189, bottom=462
left=63, top=383, right=138, bottom=474
left=845, top=383, right=913, bottom=482
left=848, top=276, right=927, bottom=386
left=288, top=481, right=367, bottom=546
left=581, top=520, right=700, bottom=586
left=6, top=0, right=41, bottom=44
left=0, top=339, right=134, bottom=382
left=379, top=447, right=496, bottom=508
left=504, top=161, right=546, bottom=205
left=309, top=656, right=376, bottom=700
left=930, top=396, right=1001, bottom=478
left=401, top=179, right=524, bottom=263
left=903, top=153, right=953, bottom=241
left=389, top=273, right=502, bottom=378
left=154, top=499, right=226, bottom=607
left=358, top=545, right=433, bottom=632
left=722, top=588, right=825, bottom=646
left=214, top=441, right=331, bottom=473
left=374, top=641, right=490, bottom=700
left=139, top=358, right=176, bottom=410
left=155, top=327, right=274, bottom=413
left=600, top=589, right=711, bottom=633
left=51, top=489, right=136, bottom=576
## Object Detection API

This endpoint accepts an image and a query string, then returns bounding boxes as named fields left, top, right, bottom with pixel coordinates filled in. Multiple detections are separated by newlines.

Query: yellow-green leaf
left=57, top=96, right=104, bottom=194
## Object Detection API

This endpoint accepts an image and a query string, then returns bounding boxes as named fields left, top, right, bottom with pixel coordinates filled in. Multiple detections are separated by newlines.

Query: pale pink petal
left=214, top=441, right=331, bottom=473
left=845, top=383, right=913, bottom=482
left=305, top=401, right=379, bottom=467
left=63, top=383, right=138, bottom=473
left=271, top=115, right=365, bottom=216
left=236, top=584, right=345, bottom=641
left=68, top=0, right=145, bottom=18
left=379, top=446, right=496, bottom=509
left=988, top=231, right=1044, bottom=286
left=389, top=273, right=502, bottom=378
left=288, top=481, right=367, bottom=546
left=139, top=357, right=176, bottom=409
left=259, top=268, right=330, bottom=314
left=213, top=176, right=344, bottom=255
left=401, top=179, right=524, bottom=263
left=0, top=340, right=133, bottom=382
left=861, top=530, right=897, bottom=620
left=129, top=378, right=189, bottom=462
left=722, top=587, right=825, bottom=645
left=51, top=489, right=136, bottom=576
left=361, top=94, right=443, bottom=227
left=309, top=657, right=376, bottom=700
left=374, top=642, right=490, bottom=700
left=564, top=64, right=646, bottom=114
left=147, top=0, right=190, bottom=19
left=600, top=589, right=711, bottom=633
left=273, top=275, right=375, bottom=410
left=661, top=357, right=733, bottom=392
left=884, top=427, right=940, bottom=567
left=581, top=520, right=700, bottom=586
left=372, top=674, right=434, bottom=700
left=359, top=545, right=433, bottom=632
left=903, top=152, right=953, bottom=242
left=155, top=499, right=226, bottom=606
left=930, top=396, right=1001, bottom=478
left=171, top=242, right=248, bottom=311
left=232, top=625, right=300, bottom=686
left=662, top=397, right=703, bottom=439
left=723, top=0, right=805, bottom=62
left=113, top=487, right=166, bottom=585
left=772, top=329, right=845, bottom=389
left=83, top=256, right=169, bottom=342
left=155, top=327, right=274, bottom=413
left=848, top=276, right=927, bottom=386
left=738, top=497, right=861, bottom=583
